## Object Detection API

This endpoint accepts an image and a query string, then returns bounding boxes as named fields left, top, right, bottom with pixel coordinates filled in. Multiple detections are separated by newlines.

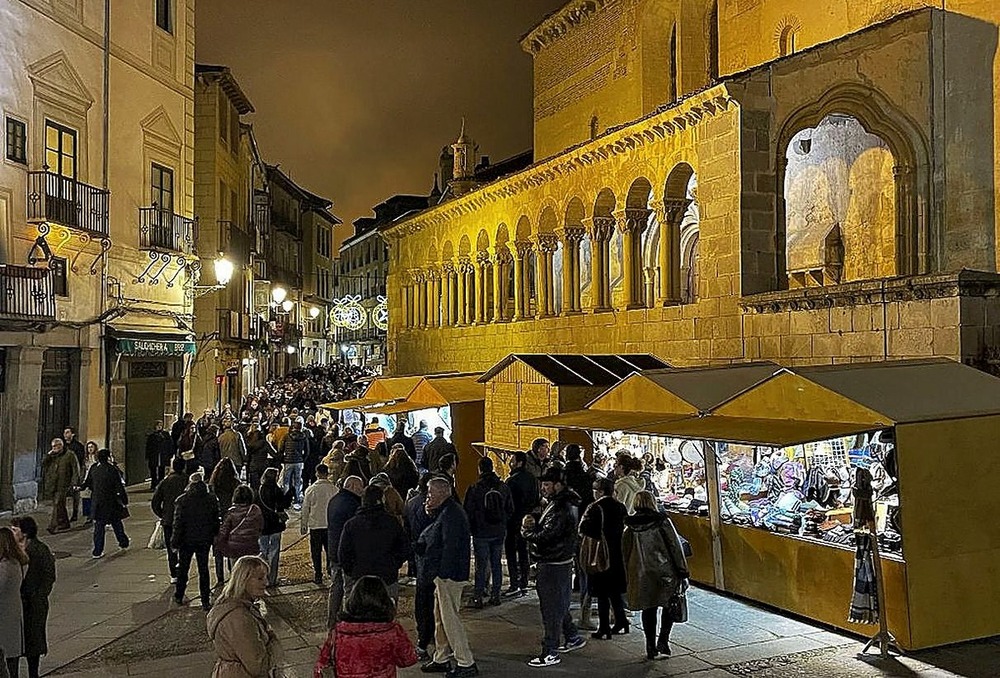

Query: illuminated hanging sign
left=330, top=295, right=366, bottom=330
left=117, top=338, right=196, bottom=356
left=371, top=296, right=388, bottom=331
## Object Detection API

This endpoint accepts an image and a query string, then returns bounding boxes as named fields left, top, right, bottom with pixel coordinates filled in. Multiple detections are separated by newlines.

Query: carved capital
left=440, top=261, right=456, bottom=275
left=584, top=216, right=615, bottom=242
left=513, top=240, right=533, bottom=259
left=409, top=268, right=426, bottom=284
left=535, top=233, right=559, bottom=254
left=556, top=226, right=587, bottom=245
left=494, top=246, right=513, bottom=265
left=475, top=250, right=492, bottom=267
left=458, top=256, right=474, bottom=274
left=425, top=266, right=440, bottom=281
left=661, top=198, right=692, bottom=226
left=615, top=208, right=652, bottom=234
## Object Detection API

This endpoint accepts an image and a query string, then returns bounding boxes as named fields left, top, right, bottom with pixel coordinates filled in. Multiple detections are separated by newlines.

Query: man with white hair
left=418, top=477, right=477, bottom=677
left=325, top=475, right=364, bottom=627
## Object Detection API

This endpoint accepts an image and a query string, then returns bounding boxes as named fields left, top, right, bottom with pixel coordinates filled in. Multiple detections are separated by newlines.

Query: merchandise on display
left=716, top=431, right=902, bottom=556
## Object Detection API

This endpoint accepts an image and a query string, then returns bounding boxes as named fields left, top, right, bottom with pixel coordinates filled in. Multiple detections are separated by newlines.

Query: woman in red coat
left=314, top=575, right=418, bottom=678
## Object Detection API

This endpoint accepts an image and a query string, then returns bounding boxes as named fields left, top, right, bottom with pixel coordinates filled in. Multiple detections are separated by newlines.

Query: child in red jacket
left=315, top=575, right=418, bottom=678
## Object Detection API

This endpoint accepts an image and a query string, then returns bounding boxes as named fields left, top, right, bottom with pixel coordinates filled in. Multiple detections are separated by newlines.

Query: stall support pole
left=706, top=441, right=725, bottom=591
left=861, top=521, right=898, bottom=658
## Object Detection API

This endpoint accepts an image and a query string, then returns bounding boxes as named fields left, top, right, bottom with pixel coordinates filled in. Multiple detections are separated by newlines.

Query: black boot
left=645, top=640, right=657, bottom=660
left=657, top=616, right=673, bottom=656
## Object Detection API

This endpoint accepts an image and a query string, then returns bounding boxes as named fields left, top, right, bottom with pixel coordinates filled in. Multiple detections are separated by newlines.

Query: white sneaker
left=170, top=576, right=178, bottom=584
left=527, top=654, right=560, bottom=667
left=91, top=553, right=104, bottom=560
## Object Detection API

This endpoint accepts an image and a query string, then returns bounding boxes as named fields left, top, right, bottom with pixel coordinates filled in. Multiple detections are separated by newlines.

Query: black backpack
left=483, top=487, right=505, bottom=524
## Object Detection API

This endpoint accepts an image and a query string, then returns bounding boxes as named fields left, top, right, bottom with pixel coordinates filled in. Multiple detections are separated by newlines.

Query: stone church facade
left=383, top=0, right=1000, bottom=377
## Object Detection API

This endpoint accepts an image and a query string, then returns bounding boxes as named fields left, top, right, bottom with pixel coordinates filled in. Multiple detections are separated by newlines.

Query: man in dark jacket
left=522, top=467, right=585, bottom=666
left=170, top=473, right=221, bottom=610
left=280, top=420, right=307, bottom=506
left=170, top=412, right=193, bottom=449
left=422, top=427, right=456, bottom=476
left=463, top=457, right=514, bottom=607
left=151, top=456, right=189, bottom=583
left=325, top=475, right=364, bottom=628
left=145, top=420, right=173, bottom=491
left=504, top=451, right=537, bottom=597
left=418, top=477, right=477, bottom=677
left=246, top=427, right=275, bottom=490
left=338, top=485, right=409, bottom=601
left=83, top=449, right=130, bottom=559
left=375, top=420, right=416, bottom=464
left=404, top=473, right=436, bottom=658
left=194, top=425, right=221, bottom=478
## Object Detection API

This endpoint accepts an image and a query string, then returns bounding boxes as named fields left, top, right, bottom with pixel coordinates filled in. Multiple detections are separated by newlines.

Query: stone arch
left=625, top=177, right=653, bottom=209
left=441, top=239, right=454, bottom=263
left=564, top=197, right=590, bottom=307
left=514, top=214, right=532, bottom=241
left=659, top=163, right=699, bottom=304
left=680, top=230, right=700, bottom=304
left=427, top=241, right=439, bottom=267
left=458, top=234, right=471, bottom=258
left=538, top=206, right=558, bottom=233
left=776, top=83, right=929, bottom=286
left=476, top=229, right=490, bottom=253
left=593, top=188, right=616, bottom=219
left=593, top=188, right=623, bottom=294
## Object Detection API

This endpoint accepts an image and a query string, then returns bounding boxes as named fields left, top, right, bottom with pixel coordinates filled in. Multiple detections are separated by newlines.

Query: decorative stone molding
left=520, top=0, right=615, bottom=55
left=616, top=208, right=652, bottom=234
left=493, top=248, right=513, bottom=265
left=475, top=251, right=492, bottom=267
left=740, top=271, right=1000, bottom=314
left=661, top=198, right=693, bottom=226
left=557, top=226, right=587, bottom=245
left=535, top=233, right=559, bottom=253
left=458, top=257, right=475, bottom=275
left=586, top=216, right=616, bottom=242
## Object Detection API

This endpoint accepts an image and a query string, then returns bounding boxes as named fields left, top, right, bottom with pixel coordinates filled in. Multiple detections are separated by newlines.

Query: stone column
left=658, top=199, right=691, bottom=304
left=456, top=258, right=469, bottom=325
left=427, top=268, right=441, bottom=327
left=616, top=207, right=652, bottom=310
left=557, top=227, right=585, bottom=314
left=415, top=271, right=428, bottom=328
left=493, top=248, right=511, bottom=322
left=1, top=346, right=44, bottom=510
left=535, top=233, right=558, bottom=317
left=441, top=262, right=455, bottom=326
left=894, top=164, right=918, bottom=275
left=473, top=252, right=487, bottom=324
left=511, top=243, right=525, bottom=321
left=585, top=216, right=614, bottom=312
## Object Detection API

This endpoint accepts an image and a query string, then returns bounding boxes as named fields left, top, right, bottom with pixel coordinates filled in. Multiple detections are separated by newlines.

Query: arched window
left=783, top=114, right=896, bottom=287
left=681, top=233, right=699, bottom=304
left=779, top=26, right=798, bottom=56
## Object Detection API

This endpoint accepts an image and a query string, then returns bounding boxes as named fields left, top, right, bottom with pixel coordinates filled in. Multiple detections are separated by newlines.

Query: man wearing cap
left=521, top=467, right=586, bottom=667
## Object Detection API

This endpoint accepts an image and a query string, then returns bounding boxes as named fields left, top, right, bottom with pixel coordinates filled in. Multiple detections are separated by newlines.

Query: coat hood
left=624, top=507, right=664, bottom=531
left=206, top=597, right=250, bottom=638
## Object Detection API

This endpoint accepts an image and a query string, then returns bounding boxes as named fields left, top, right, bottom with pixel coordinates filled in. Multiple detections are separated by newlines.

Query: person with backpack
left=463, top=457, right=514, bottom=608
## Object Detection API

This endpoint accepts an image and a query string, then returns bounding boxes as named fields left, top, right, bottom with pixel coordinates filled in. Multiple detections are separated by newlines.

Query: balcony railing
left=219, top=221, right=254, bottom=266
left=0, top=264, right=56, bottom=320
left=139, top=206, right=196, bottom=254
left=27, top=170, right=110, bottom=237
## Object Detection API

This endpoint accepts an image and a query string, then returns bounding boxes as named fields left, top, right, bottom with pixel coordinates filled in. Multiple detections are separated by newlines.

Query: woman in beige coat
left=206, top=555, right=282, bottom=677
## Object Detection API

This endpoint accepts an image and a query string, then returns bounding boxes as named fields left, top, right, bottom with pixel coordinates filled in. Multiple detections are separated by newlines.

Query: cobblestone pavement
left=13, top=490, right=997, bottom=677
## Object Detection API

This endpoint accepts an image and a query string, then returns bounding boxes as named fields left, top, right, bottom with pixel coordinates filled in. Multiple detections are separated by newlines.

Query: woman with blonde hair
left=613, top=454, right=645, bottom=513
left=206, top=555, right=282, bottom=677
left=622, top=491, right=690, bottom=660
left=384, top=443, right=419, bottom=499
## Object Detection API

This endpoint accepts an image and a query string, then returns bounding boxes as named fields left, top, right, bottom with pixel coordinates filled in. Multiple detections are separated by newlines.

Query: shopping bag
left=668, top=590, right=688, bottom=623
left=147, top=522, right=165, bottom=550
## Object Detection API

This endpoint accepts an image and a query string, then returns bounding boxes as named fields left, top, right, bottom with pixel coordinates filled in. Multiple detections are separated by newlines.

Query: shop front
left=106, top=331, right=194, bottom=484
left=521, top=359, right=1000, bottom=651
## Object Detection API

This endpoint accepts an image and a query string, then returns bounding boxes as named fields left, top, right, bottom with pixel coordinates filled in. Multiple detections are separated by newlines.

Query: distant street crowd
left=0, top=360, right=692, bottom=678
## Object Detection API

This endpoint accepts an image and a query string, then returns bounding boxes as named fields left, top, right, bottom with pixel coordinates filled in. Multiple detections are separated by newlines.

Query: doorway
left=124, top=381, right=164, bottom=484
left=37, top=348, right=76, bottom=475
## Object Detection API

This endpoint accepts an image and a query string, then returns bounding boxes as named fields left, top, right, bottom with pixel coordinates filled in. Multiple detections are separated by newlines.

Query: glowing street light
left=281, top=299, right=294, bottom=313
left=285, top=344, right=297, bottom=355
left=308, top=306, right=320, bottom=319
left=213, top=256, right=234, bottom=286
left=271, top=285, right=287, bottom=305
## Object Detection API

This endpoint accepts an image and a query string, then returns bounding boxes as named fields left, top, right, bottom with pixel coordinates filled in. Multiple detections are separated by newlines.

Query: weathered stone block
left=851, top=306, right=874, bottom=332
left=930, top=297, right=960, bottom=328
left=898, top=302, right=932, bottom=329
left=889, top=328, right=934, bottom=357
left=830, top=307, right=852, bottom=333
left=932, top=327, right=960, bottom=358
left=779, top=333, right=812, bottom=359
left=789, top=310, right=829, bottom=336
left=811, top=333, right=843, bottom=358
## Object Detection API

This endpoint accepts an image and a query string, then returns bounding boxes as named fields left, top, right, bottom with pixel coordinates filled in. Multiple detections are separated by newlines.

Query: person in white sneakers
left=300, top=464, right=339, bottom=585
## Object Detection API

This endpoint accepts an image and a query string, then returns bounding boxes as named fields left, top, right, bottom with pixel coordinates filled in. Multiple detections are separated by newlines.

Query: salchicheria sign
left=116, top=338, right=196, bottom=357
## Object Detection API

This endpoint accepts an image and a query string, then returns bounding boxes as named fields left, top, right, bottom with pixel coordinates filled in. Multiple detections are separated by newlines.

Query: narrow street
left=15, top=490, right=992, bottom=678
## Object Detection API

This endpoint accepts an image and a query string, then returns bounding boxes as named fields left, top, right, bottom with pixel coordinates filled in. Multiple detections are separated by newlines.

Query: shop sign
left=117, top=338, right=196, bottom=357
left=225, top=366, right=239, bottom=377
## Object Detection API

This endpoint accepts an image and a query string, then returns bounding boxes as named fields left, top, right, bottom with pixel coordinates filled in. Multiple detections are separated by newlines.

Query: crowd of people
left=1, top=360, right=692, bottom=678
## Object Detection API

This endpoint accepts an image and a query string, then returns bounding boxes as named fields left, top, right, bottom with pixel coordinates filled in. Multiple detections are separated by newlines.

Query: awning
left=516, top=409, right=685, bottom=432
left=471, top=441, right=524, bottom=454
left=630, top=415, right=882, bottom=447
left=409, top=374, right=484, bottom=406
left=359, top=401, right=443, bottom=416
left=319, top=375, right=425, bottom=410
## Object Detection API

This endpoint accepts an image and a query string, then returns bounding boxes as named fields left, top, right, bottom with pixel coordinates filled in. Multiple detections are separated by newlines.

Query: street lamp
left=281, top=299, right=294, bottom=313
left=285, top=344, right=297, bottom=354
left=192, top=254, right=234, bottom=297
left=308, top=306, right=320, bottom=319
left=271, top=285, right=287, bottom=305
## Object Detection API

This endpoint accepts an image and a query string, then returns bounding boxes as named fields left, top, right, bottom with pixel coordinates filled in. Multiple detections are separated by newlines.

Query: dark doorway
left=125, top=381, right=165, bottom=484
left=37, top=348, right=75, bottom=475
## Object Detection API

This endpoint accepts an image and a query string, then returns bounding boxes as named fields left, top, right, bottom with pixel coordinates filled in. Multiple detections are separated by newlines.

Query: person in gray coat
left=622, top=491, right=690, bottom=660
left=0, top=526, right=28, bottom=678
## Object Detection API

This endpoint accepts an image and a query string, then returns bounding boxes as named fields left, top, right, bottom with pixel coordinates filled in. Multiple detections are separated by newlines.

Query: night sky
left=196, top=0, right=567, bottom=228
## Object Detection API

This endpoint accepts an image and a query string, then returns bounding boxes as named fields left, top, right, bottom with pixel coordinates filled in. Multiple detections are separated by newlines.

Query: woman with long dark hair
left=580, top=476, right=629, bottom=639
left=0, top=526, right=29, bottom=677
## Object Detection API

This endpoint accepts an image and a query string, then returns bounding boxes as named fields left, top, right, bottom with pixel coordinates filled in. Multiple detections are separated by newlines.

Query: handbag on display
left=668, top=590, right=688, bottom=623
left=579, top=505, right=610, bottom=574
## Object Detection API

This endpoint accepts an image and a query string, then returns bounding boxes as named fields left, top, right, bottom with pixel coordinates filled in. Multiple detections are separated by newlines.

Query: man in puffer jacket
left=280, top=420, right=308, bottom=506
left=338, top=485, right=410, bottom=599
left=171, top=473, right=221, bottom=610
left=521, top=467, right=585, bottom=666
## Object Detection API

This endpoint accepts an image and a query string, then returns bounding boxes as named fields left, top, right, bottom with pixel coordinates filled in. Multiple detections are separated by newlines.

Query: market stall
left=355, top=373, right=485, bottom=493
left=520, top=359, right=1000, bottom=650
left=475, top=354, right=669, bottom=471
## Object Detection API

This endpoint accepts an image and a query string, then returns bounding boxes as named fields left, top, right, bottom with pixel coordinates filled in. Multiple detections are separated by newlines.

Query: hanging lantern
left=371, top=295, right=388, bottom=331
left=330, top=294, right=366, bottom=330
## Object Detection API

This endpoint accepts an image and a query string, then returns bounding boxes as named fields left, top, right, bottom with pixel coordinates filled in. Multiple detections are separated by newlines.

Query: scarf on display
left=848, top=532, right=879, bottom=625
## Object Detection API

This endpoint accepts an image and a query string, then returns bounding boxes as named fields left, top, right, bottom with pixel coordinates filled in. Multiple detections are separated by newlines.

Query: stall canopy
left=519, top=362, right=780, bottom=433
left=476, top=353, right=667, bottom=386
left=320, top=375, right=437, bottom=410
left=356, top=373, right=485, bottom=415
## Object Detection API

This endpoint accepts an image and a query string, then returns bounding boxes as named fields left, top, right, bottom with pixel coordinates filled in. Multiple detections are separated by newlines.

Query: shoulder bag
left=660, top=522, right=688, bottom=623
left=579, top=504, right=610, bottom=574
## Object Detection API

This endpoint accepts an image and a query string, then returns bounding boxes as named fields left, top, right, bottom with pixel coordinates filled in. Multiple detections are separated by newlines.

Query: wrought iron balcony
left=27, top=170, right=109, bottom=237
left=0, top=263, right=56, bottom=321
left=139, top=206, right=196, bottom=254
left=219, top=221, right=253, bottom=265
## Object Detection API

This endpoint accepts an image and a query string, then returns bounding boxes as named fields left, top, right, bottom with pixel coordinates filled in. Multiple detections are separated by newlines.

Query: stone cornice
left=382, top=85, right=735, bottom=243
left=519, top=0, right=615, bottom=55
left=741, top=270, right=1000, bottom=313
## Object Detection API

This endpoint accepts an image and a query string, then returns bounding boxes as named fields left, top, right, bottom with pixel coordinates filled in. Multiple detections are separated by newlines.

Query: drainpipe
left=101, top=0, right=111, bottom=448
